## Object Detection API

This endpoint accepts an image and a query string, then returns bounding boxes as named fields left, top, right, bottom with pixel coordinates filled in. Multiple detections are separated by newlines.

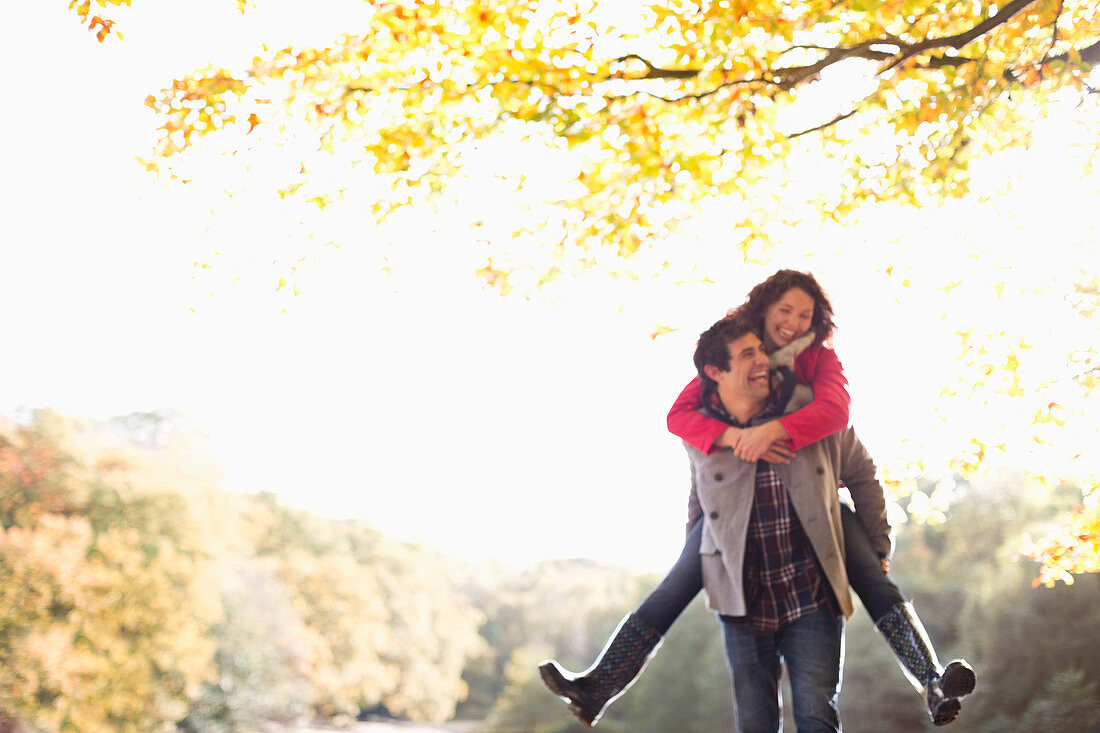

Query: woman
left=539, top=270, right=976, bottom=727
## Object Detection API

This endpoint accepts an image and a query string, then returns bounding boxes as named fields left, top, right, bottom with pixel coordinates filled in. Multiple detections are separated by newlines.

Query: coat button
left=816, top=466, right=825, bottom=475
left=709, top=511, right=719, bottom=520
left=714, top=473, right=724, bottom=481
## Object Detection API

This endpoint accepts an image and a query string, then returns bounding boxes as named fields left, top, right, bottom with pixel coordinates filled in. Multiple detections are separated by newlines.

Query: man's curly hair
left=693, top=313, right=759, bottom=417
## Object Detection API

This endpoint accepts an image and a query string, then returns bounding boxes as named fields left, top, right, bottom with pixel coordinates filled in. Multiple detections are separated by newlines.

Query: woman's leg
left=841, top=504, right=903, bottom=621
left=539, top=519, right=705, bottom=726
left=841, top=505, right=976, bottom=726
left=634, top=516, right=705, bottom=633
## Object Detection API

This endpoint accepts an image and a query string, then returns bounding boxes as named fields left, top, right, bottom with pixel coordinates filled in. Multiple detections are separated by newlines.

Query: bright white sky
left=3, top=0, right=1097, bottom=571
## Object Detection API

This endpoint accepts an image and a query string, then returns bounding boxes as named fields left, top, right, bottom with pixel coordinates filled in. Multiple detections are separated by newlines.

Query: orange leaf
left=650, top=325, right=680, bottom=340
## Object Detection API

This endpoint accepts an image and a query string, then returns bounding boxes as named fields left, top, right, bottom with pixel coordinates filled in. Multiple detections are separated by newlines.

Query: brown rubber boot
left=876, top=602, right=976, bottom=726
left=538, top=613, right=663, bottom=727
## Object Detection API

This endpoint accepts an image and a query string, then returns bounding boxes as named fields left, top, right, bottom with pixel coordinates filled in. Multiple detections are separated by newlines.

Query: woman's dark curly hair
left=728, top=269, right=836, bottom=346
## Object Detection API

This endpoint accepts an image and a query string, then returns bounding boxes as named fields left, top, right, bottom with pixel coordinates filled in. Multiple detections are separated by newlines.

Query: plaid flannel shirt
left=704, top=399, right=831, bottom=631
left=740, top=460, right=832, bottom=631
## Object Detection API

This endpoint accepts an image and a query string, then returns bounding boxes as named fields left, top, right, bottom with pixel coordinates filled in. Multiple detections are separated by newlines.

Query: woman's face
left=763, top=287, right=815, bottom=351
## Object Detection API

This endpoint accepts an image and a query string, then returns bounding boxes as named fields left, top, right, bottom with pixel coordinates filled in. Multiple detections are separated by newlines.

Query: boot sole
left=940, top=661, right=976, bottom=699
left=538, top=662, right=597, bottom=727
left=930, top=661, right=975, bottom=726
left=538, top=662, right=570, bottom=698
left=932, top=697, right=961, bottom=726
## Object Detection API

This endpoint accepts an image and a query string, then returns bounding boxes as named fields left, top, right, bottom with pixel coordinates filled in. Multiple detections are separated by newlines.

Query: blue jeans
left=720, top=607, right=845, bottom=733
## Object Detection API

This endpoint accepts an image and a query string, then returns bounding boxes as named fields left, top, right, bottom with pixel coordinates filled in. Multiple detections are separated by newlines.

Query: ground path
left=270, top=718, right=481, bottom=733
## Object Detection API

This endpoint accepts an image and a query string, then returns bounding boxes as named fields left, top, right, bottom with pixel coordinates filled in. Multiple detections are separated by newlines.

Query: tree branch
left=342, top=0, right=1097, bottom=114
left=1041, top=0, right=1065, bottom=65
left=634, top=77, right=767, bottom=103
left=1047, top=38, right=1100, bottom=66
left=608, top=0, right=1042, bottom=93
left=787, top=107, right=860, bottom=138
left=592, top=7, right=1013, bottom=103
left=880, top=0, right=1041, bottom=73
left=614, top=54, right=702, bottom=80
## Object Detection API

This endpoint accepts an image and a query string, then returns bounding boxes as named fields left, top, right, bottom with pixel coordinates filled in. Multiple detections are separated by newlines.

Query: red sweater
left=667, top=343, right=850, bottom=453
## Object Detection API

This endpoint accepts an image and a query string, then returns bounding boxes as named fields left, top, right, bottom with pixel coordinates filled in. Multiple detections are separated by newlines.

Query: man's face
left=707, top=332, right=771, bottom=402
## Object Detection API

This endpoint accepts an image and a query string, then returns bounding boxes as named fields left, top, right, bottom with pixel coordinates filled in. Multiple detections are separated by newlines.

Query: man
left=688, top=313, right=891, bottom=733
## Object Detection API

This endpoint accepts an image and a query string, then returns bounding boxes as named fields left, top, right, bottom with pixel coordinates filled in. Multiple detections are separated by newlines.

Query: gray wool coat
left=685, top=426, right=892, bottom=620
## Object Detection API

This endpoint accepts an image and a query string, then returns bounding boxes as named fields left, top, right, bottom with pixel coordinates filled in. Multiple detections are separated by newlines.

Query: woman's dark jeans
left=635, top=504, right=903, bottom=634
left=635, top=518, right=706, bottom=633
left=839, top=503, right=904, bottom=620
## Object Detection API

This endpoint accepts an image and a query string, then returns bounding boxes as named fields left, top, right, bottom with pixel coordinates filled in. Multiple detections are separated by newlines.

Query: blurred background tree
left=0, top=411, right=218, bottom=732
left=2, top=405, right=1099, bottom=729
left=0, top=411, right=484, bottom=730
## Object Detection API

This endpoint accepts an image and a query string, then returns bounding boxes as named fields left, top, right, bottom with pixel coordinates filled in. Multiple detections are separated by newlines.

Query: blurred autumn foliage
left=2, top=407, right=1099, bottom=730
left=0, top=409, right=484, bottom=731
left=68, top=0, right=129, bottom=42
left=136, top=0, right=1100, bottom=268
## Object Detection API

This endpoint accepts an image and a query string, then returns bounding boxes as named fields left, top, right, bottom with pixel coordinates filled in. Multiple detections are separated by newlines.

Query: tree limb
left=1041, top=0, right=1065, bottom=65
left=1047, top=38, right=1100, bottom=66
left=879, top=0, right=1041, bottom=74
left=608, top=0, right=1045, bottom=91
left=787, top=107, right=859, bottom=138
left=589, top=4, right=1026, bottom=102
left=615, top=54, right=701, bottom=80
left=632, top=77, right=767, bottom=103
left=340, top=1, right=1097, bottom=117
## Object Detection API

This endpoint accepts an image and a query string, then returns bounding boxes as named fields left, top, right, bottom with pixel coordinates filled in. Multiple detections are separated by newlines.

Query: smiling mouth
left=749, top=371, right=769, bottom=386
